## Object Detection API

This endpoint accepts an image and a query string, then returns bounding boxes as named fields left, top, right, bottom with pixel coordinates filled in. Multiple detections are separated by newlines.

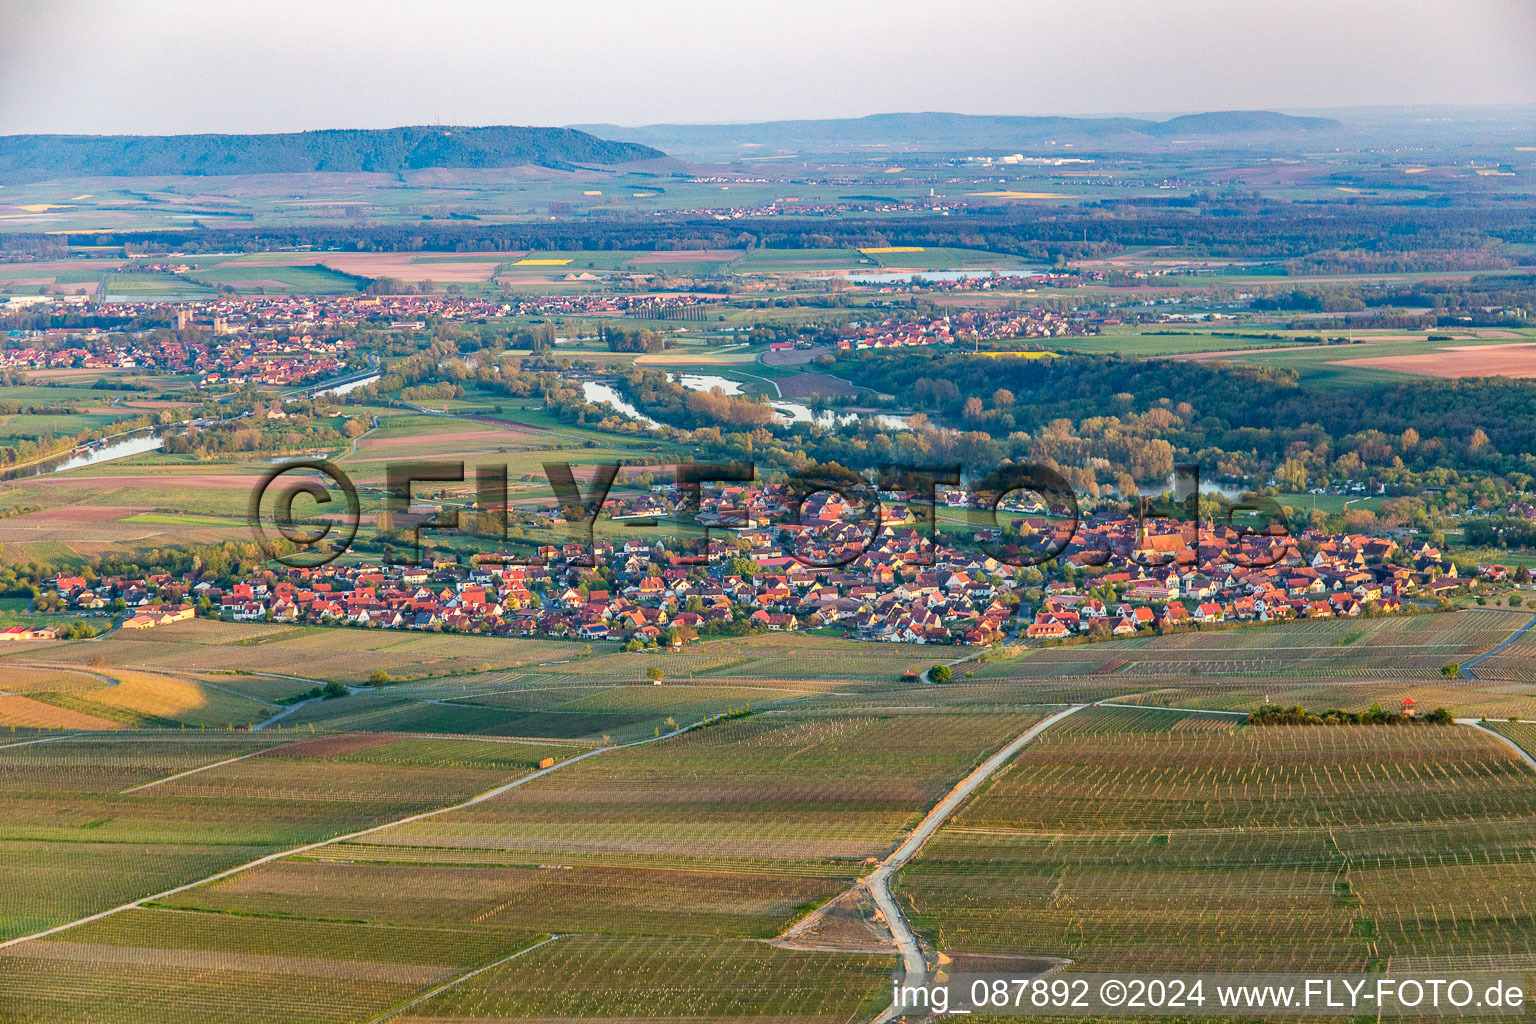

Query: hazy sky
left=3, top=0, right=1535, bottom=134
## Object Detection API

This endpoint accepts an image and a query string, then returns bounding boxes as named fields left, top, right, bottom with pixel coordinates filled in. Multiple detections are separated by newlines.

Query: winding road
left=1460, top=612, right=1536, bottom=681
left=1456, top=718, right=1536, bottom=770
left=859, top=704, right=1087, bottom=1022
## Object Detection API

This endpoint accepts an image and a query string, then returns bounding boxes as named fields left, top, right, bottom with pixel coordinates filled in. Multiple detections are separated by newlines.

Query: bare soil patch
left=774, top=373, right=864, bottom=399
left=1331, top=342, right=1536, bottom=379
left=1168, top=344, right=1331, bottom=361
left=25, top=474, right=255, bottom=490
left=319, top=253, right=504, bottom=282
left=5, top=260, right=124, bottom=273
left=20, top=367, right=108, bottom=380
left=260, top=732, right=401, bottom=759
left=12, top=505, right=139, bottom=524
left=761, top=347, right=818, bottom=367
left=358, top=427, right=537, bottom=450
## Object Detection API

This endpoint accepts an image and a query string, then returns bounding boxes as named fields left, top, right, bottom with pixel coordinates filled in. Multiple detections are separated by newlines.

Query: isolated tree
left=930, top=664, right=952, bottom=683
left=646, top=666, right=664, bottom=683
left=368, top=669, right=390, bottom=685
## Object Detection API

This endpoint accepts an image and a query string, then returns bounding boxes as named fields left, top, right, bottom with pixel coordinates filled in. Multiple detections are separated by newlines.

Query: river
left=1, top=430, right=166, bottom=481
left=313, top=372, right=382, bottom=396
left=580, top=381, right=665, bottom=428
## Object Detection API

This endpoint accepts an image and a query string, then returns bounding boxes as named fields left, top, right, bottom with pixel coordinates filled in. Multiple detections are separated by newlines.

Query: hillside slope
left=574, top=110, right=1343, bottom=157
left=0, top=125, right=664, bottom=181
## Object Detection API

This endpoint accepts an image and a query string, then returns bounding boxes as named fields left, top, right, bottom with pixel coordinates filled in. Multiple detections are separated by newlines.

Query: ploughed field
left=2, top=612, right=1536, bottom=1021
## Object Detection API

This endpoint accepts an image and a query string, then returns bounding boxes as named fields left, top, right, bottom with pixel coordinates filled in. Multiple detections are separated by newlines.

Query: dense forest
left=834, top=350, right=1536, bottom=489
left=7, top=195, right=1535, bottom=267
left=0, top=125, right=661, bottom=181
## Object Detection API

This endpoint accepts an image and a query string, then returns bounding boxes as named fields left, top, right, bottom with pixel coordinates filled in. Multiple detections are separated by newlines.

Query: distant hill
left=573, top=110, right=1344, bottom=158
left=0, top=125, right=664, bottom=181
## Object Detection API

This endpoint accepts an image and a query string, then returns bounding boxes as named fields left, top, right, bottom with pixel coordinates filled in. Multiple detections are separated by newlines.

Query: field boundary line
left=0, top=718, right=702, bottom=952
left=8, top=662, right=121, bottom=688
left=1026, top=642, right=1501, bottom=655
left=0, top=731, right=85, bottom=750
left=252, top=693, right=332, bottom=731
left=1456, top=718, right=1536, bottom=771
left=396, top=731, right=597, bottom=748
left=1095, top=701, right=1250, bottom=717
left=13, top=661, right=278, bottom=707
left=363, top=934, right=561, bottom=1024
left=118, top=743, right=290, bottom=794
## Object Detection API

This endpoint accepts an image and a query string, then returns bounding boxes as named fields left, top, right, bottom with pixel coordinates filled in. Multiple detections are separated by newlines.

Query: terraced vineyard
left=897, top=706, right=1536, bottom=975
left=3, top=609, right=1536, bottom=1021
left=1466, top=614, right=1536, bottom=682
left=0, top=620, right=587, bottom=685
left=970, top=609, right=1532, bottom=683
left=0, top=732, right=569, bottom=944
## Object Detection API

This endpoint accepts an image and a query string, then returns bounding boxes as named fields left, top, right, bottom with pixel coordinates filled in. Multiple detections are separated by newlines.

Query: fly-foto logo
left=247, top=459, right=1291, bottom=569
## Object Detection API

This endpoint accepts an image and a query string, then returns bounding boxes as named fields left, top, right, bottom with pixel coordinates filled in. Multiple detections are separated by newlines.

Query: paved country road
left=1460, top=612, right=1536, bottom=681
left=867, top=703, right=1087, bottom=1023
left=1456, top=718, right=1536, bottom=770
